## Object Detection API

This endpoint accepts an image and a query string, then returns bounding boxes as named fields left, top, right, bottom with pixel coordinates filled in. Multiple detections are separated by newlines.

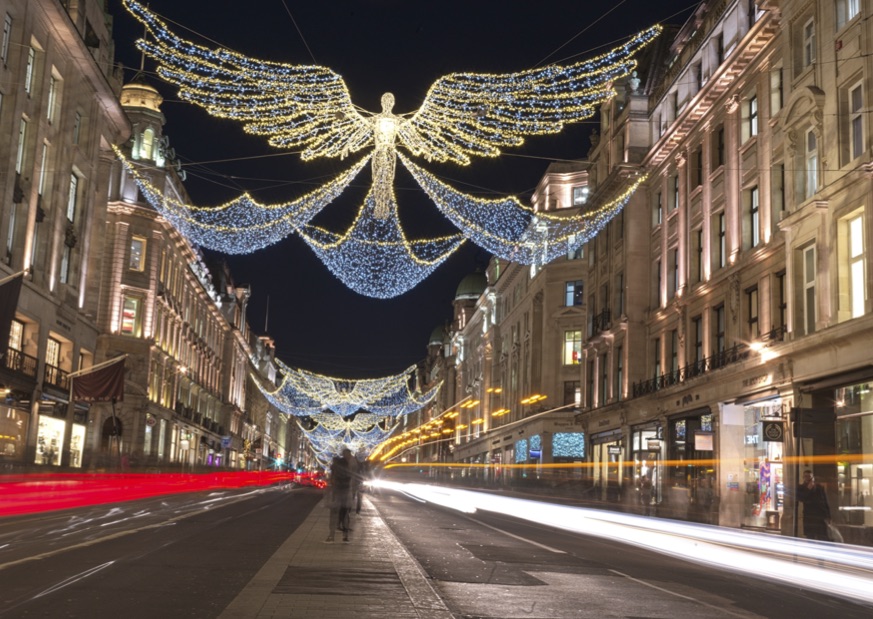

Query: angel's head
left=380, top=92, right=395, bottom=113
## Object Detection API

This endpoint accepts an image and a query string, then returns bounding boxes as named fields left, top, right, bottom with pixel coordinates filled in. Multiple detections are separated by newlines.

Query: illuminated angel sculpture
left=122, top=0, right=660, bottom=296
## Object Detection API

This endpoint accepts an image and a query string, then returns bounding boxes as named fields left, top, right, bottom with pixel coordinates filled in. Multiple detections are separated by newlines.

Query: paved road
left=0, top=485, right=320, bottom=618
left=3, top=483, right=872, bottom=618
left=372, top=489, right=873, bottom=619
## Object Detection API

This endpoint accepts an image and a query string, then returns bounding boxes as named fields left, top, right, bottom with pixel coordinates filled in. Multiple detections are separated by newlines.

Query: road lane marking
left=33, top=561, right=115, bottom=599
left=465, top=514, right=566, bottom=553
left=609, top=569, right=755, bottom=618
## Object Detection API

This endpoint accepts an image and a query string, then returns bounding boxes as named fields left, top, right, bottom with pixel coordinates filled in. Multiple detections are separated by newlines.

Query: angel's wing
left=398, top=26, right=661, bottom=165
left=123, top=0, right=372, bottom=160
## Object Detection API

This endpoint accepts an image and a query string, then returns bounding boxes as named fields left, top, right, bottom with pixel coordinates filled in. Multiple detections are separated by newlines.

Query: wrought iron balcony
left=44, top=363, right=70, bottom=391
left=631, top=343, right=751, bottom=398
left=3, top=347, right=38, bottom=379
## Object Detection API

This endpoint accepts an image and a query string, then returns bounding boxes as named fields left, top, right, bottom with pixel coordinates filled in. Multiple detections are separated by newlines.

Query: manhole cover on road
left=273, top=562, right=406, bottom=596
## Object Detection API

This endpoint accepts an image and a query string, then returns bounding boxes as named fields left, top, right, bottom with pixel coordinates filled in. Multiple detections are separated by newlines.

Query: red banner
left=72, top=358, right=126, bottom=402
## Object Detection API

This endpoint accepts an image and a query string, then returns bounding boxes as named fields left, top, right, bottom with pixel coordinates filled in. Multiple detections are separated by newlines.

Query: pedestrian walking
left=797, top=469, right=831, bottom=541
left=325, top=451, right=354, bottom=543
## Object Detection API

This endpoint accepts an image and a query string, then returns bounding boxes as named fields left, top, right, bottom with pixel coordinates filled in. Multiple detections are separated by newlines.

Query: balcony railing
left=591, top=308, right=611, bottom=336
left=631, top=343, right=751, bottom=398
left=4, top=347, right=38, bottom=379
left=44, top=363, right=70, bottom=391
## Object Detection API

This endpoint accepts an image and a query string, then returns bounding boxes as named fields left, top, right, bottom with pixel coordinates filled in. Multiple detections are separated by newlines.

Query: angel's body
left=371, top=93, right=400, bottom=218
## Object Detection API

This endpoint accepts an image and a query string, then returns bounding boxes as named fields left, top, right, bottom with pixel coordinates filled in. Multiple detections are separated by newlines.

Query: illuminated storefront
left=36, top=414, right=65, bottom=465
left=0, top=405, right=28, bottom=462
left=631, top=423, right=663, bottom=508
left=741, top=398, right=785, bottom=530
left=590, top=429, right=623, bottom=501
left=835, top=382, right=873, bottom=528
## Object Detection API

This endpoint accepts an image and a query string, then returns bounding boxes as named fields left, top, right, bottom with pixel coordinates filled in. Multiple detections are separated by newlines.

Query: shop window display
left=835, top=383, right=873, bottom=526
left=36, top=415, right=65, bottom=466
left=742, top=398, right=784, bottom=529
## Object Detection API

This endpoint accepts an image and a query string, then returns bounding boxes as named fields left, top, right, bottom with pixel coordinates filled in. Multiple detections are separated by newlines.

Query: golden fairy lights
left=122, top=0, right=660, bottom=297
left=253, top=361, right=441, bottom=461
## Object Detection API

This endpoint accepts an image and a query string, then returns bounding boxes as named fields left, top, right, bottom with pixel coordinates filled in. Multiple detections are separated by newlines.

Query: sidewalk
left=219, top=493, right=454, bottom=618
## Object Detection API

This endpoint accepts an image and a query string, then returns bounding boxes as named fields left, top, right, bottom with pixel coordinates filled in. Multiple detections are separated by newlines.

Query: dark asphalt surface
left=0, top=486, right=321, bottom=618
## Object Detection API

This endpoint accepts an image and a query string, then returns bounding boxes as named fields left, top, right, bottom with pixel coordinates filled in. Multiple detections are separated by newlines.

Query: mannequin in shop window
left=797, top=469, right=831, bottom=541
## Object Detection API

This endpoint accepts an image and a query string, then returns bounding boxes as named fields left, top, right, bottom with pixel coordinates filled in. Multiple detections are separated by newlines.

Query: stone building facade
left=418, top=0, right=873, bottom=545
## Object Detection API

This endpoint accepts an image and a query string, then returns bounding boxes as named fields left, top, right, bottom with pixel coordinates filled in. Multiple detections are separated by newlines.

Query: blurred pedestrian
left=639, top=476, right=653, bottom=516
left=797, top=469, right=831, bottom=541
left=324, top=449, right=354, bottom=543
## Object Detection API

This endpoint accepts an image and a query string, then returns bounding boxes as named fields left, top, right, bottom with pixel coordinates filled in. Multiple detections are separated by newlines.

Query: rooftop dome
left=120, top=78, right=163, bottom=113
left=428, top=325, right=448, bottom=347
left=455, top=271, right=487, bottom=301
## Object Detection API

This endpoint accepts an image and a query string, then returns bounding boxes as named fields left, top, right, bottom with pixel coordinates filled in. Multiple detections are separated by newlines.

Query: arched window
left=142, top=127, right=155, bottom=161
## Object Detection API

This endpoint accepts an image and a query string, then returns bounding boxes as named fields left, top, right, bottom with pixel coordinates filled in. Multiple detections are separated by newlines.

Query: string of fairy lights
left=253, top=361, right=440, bottom=461
left=296, top=178, right=466, bottom=298
left=119, top=0, right=662, bottom=460
left=121, top=0, right=661, bottom=298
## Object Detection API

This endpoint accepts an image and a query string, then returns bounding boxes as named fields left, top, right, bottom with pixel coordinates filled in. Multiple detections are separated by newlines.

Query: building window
left=669, top=247, right=679, bottom=298
left=802, top=245, right=817, bottom=335
left=670, top=330, right=679, bottom=373
left=805, top=129, right=818, bottom=199
left=693, top=146, right=703, bottom=187
left=24, top=47, right=35, bottom=95
left=130, top=236, right=147, bottom=272
left=585, top=360, right=594, bottom=409
left=747, top=286, right=760, bottom=340
left=654, top=259, right=662, bottom=308
left=599, top=353, right=609, bottom=406
left=748, top=186, right=760, bottom=248
left=693, top=228, right=704, bottom=284
left=712, top=125, right=725, bottom=169
left=748, top=95, right=758, bottom=138
left=841, top=214, right=867, bottom=319
left=770, top=68, right=783, bottom=113
left=565, top=280, right=583, bottom=306
left=692, top=315, right=703, bottom=365
left=849, top=82, right=864, bottom=161
left=66, top=173, right=79, bottom=221
left=46, top=75, right=57, bottom=122
left=1, top=14, right=11, bottom=65
left=714, top=304, right=726, bottom=357
left=615, top=346, right=623, bottom=402
left=73, top=112, right=82, bottom=145
left=15, top=118, right=26, bottom=174
left=715, top=33, right=724, bottom=65
left=654, top=191, right=662, bottom=226
left=775, top=270, right=787, bottom=333
left=564, top=380, right=581, bottom=407
left=121, top=295, right=143, bottom=337
left=572, top=186, right=588, bottom=206
left=672, top=174, right=680, bottom=210
left=46, top=337, right=61, bottom=369
left=9, top=319, right=23, bottom=350
left=803, top=18, right=816, bottom=68
left=653, top=337, right=661, bottom=378
left=563, top=330, right=582, bottom=365
left=616, top=272, right=624, bottom=317
left=59, top=247, right=71, bottom=284
left=716, top=212, right=726, bottom=268
left=837, top=0, right=860, bottom=31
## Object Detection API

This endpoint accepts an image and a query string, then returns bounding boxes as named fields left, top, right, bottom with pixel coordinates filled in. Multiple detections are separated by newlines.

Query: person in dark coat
left=797, top=469, right=831, bottom=541
left=325, top=451, right=354, bottom=543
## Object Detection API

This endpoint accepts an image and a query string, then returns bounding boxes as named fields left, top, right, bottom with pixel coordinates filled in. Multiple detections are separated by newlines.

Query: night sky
left=110, top=0, right=698, bottom=377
